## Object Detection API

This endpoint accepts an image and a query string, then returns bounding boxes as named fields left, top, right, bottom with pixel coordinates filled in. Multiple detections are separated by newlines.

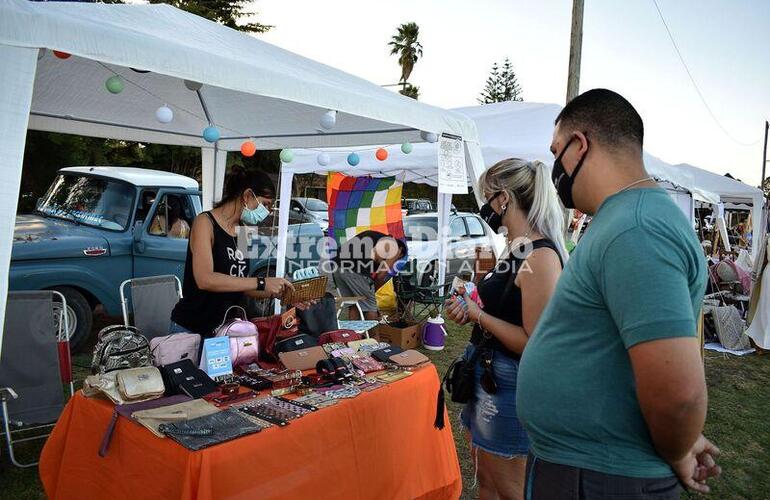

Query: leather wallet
left=371, top=345, right=404, bottom=363
left=160, top=359, right=218, bottom=399
left=278, top=346, right=328, bottom=371
left=347, top=338, right=379, bottom=351
left=274, top=334, right=318, bottom=354
left=389, top=349, right=430, bottom=368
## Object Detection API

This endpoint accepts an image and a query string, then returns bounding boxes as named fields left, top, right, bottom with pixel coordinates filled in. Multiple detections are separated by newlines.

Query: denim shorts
left=460, top=344, right=530, bottom=458
left=168, top=320, right=188, bottom=334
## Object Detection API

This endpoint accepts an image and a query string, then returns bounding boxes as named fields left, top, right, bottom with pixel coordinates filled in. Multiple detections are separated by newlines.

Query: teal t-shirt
left=517, top=187, right=707, bottom=478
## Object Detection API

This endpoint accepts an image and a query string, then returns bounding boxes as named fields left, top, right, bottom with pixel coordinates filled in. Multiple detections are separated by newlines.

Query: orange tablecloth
left=39, top=366, right=461, bottom=500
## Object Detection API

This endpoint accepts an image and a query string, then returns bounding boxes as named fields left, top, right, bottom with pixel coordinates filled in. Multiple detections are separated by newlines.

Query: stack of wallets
left=294, top=392, right=338, bottom=409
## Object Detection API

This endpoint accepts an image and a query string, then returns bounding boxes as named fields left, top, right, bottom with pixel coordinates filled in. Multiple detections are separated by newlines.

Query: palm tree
left=389, top=22, right=423, bottom=86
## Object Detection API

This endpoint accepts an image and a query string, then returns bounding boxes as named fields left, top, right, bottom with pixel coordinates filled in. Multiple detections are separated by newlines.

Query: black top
left=171, top=212, right=250, bottom=336
left=470, top=238, right=563, bottom=359
left=333, top=230, right=389, bottom=277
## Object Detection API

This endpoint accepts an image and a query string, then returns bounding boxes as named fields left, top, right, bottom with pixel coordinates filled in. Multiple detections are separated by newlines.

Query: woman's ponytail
left=480, top=158, right=569, bottom=263
left=528, top=161, right=569, bottom=263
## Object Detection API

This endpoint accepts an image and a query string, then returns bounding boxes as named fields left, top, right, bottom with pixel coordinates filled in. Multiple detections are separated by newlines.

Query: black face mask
left=480, top=192, right=504, bottom=233
left=551, top=136, right=589, bottom=209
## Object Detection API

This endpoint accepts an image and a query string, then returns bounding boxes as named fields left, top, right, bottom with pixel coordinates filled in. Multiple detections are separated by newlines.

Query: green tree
left=389, top=22, right=423, bottom=87
left=399, top=84, right=420, bottom=100
left=479, top=57, right=523, bottom=104
left=148, top=0, right=273, bottom=33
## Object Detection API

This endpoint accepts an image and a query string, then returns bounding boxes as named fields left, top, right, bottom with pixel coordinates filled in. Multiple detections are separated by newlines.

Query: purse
left=160, top=359, right=219, bottom=399
left=91, top=325, right=152, bottom=374
left=215, top=306, right=259, bottom=367
left=252, top=309, right=299, bottom=363
left=371, top=345, right=403, bottom=363
left=150, top=332, right=201, bottom=367
left=297, top=294, right=338, bottom=338
left=274, top=334, right=318, bottom=355
left=351, top=356, right=384, bottom=374
left=116, top=366, right=166, bottom=401
left=317, top=329, right=362, bottom=346
left=100, top=394, right=192, bottom=457
left=389, top=349, right=430, bottom=369
left=347, top=338, right=379, bottom=351
left=278, top=346, right=328, bottom=371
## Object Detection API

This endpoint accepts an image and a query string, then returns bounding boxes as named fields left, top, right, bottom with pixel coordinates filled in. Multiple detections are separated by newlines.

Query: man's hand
left=669, top=434, right=721, bottom=494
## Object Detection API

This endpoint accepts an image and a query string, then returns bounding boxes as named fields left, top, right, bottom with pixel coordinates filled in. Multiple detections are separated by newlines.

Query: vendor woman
left=170, top=166, right=293, bottom=336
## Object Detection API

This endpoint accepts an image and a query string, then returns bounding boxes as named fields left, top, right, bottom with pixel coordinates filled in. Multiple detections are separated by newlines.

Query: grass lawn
left=2, top=318, right=769, bottom=499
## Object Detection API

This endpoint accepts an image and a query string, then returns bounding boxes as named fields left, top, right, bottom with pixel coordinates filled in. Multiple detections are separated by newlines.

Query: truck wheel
left=51, top=287, right=93, bottom=351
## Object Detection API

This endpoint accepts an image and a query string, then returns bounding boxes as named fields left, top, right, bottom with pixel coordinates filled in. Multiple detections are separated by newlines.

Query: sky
left=246, top=0, right=770, bottom=187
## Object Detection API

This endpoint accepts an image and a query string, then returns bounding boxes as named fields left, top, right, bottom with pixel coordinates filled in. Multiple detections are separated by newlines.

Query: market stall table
left=39, top=365, right=461, bottom=500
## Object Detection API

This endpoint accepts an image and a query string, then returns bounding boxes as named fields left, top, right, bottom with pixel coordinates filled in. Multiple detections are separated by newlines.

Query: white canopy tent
left=0, top=0, right=482, bottom=353
left=293, top=101, right=766, bottom=259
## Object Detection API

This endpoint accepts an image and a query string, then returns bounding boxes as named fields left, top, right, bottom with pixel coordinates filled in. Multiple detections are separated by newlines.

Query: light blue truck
left=10, top=167, right=322, bottom=348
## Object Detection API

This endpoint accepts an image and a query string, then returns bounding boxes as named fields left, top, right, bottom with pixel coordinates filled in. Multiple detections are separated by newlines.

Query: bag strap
left=217, top=305, right=248, bottom=329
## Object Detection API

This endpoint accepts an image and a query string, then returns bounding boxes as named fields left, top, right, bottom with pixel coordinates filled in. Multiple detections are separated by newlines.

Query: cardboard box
left=373, top=321, right=423, bottom=350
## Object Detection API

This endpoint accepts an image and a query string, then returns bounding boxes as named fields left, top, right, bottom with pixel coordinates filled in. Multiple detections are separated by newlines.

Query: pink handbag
left=150, top=332, right=201, bottom=367
left=214, top=306, right=259, bottom=367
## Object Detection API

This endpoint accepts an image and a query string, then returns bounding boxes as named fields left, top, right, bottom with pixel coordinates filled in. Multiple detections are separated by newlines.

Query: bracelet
left=478, top=311, right=485, bottom=330
left=256, top=277, right=266, bottom=292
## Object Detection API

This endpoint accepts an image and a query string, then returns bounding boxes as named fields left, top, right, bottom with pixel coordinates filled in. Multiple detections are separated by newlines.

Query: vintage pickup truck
left=10, top=166, right=322, bottom=348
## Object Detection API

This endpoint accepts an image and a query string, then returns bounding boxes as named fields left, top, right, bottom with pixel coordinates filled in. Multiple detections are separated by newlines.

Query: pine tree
left=478, top=57, right=523, bottom=104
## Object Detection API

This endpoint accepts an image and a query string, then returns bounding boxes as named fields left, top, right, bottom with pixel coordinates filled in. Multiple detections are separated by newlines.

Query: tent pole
left=274, top=170, right=295, bottom=314
left=0, top=45, right=38, bottom=358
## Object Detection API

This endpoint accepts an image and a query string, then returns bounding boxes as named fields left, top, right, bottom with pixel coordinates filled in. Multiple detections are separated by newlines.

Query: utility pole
left=564, top=0, right=585, bottom=240
left=762, top=120, right=768, bottom=195
left=566, top=0, right=585, bottom=102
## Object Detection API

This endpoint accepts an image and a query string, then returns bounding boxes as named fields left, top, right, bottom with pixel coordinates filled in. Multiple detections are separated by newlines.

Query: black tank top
left=171, top=212, right=249, bottom=336
left=470, top=238, right=562, bottom=359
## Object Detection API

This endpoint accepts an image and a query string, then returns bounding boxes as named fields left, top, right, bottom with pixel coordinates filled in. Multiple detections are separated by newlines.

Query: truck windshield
left=37, top=174, right=135, bottom=231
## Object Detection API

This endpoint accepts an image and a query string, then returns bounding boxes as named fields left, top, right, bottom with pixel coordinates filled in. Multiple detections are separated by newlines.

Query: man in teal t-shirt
left=517, top=89, right=721, bottom=499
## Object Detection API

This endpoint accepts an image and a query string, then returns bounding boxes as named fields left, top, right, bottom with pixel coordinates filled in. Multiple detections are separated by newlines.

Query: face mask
left=551, top=136, right=589, bottom=209
left=241, top=192, right=270, bottom=226
left=480, top=192, right=504, bottom=233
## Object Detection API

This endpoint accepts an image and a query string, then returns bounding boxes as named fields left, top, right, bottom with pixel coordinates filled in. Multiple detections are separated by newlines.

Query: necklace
left=618, top=176, right=655, bottom=194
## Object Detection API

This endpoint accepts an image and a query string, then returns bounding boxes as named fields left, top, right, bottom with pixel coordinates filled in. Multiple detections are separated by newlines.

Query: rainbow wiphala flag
left=326, top=172, right=405, bottom=244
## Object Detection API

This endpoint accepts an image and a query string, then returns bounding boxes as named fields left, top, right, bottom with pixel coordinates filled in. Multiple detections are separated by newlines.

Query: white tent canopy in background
left=293, top=101, right=766, bottom=259
left=0, top=0, right=482, bottom=354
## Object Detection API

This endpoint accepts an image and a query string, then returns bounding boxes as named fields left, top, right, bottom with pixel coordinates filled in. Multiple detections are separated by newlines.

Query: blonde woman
left=445, top=158, right=567, bottom=500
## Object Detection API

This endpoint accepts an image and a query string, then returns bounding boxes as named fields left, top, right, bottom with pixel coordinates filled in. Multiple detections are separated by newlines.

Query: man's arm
left=629, top=337, right=706, bottom=463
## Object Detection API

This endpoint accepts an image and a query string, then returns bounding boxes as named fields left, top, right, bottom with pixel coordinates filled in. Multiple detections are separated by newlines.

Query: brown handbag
left=278, top=346, right=328, bottom=371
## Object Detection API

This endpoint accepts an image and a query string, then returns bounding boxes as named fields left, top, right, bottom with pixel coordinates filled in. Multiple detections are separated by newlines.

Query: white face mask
left=241, top=192, right=269, bottom=225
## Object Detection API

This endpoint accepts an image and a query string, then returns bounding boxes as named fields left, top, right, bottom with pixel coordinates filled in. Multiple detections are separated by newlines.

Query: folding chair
left=334, top=296, right=378, bottom=337
left=0, top=290, right=73, bottom=468
left=120, top=275, right=183, bottom=340
left=393, top=267, right=455, bottom=322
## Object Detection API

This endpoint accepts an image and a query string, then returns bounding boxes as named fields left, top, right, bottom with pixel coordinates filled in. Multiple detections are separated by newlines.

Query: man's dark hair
left=555, top=89, right=644, bottom=149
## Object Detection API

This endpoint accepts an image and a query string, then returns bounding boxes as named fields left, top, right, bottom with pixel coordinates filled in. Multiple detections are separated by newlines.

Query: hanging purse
left=214, top=306, right=259, bottom=367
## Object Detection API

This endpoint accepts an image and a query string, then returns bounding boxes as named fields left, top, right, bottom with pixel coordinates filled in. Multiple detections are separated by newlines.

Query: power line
left=651, top=0, right=760, bottom=147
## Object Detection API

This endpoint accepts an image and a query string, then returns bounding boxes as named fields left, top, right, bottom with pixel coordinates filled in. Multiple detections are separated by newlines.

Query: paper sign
left=200, top=337, right=233, bottom=379
left=438, top=133, right=468, bottom=194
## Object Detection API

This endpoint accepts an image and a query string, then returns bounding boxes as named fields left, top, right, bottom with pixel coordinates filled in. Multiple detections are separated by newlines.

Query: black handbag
left=296, top=294, right=338, bottom=338
left=273, top=334, right=318, bottom=355
left=160, top=359, right=218, bottom=399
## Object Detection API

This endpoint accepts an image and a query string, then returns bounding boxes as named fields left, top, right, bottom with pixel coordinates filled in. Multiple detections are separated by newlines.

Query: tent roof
left=0, top=0, right=479, bottom=151
left=290, top=101, right=764, bottom=208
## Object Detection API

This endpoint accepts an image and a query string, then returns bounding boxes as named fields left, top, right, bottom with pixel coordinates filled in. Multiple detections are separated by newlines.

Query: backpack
left=91, top=325, right=152, bottom=374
